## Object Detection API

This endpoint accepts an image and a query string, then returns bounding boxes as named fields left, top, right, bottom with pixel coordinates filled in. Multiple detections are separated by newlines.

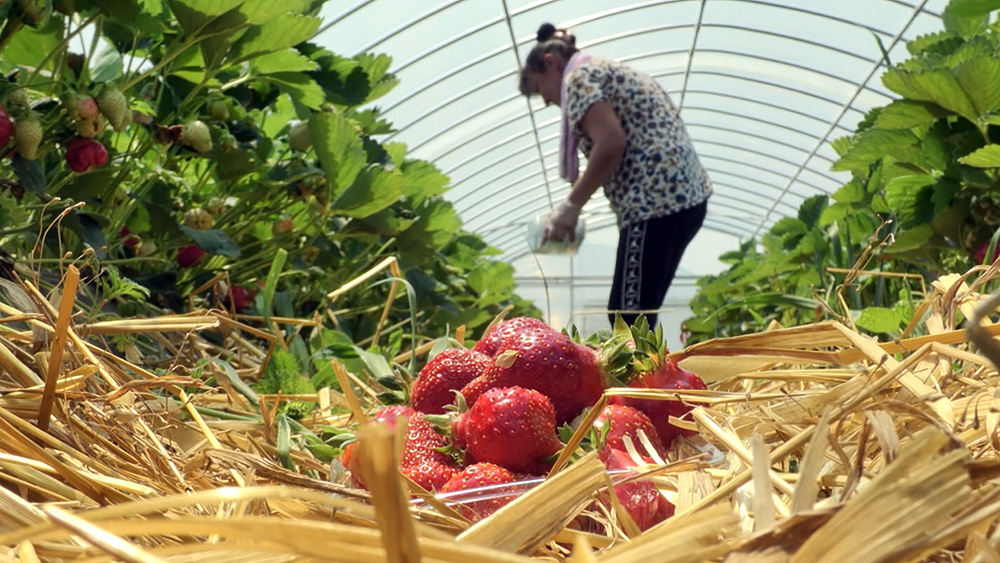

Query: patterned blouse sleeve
left=565, top=63, right=609, bottom=135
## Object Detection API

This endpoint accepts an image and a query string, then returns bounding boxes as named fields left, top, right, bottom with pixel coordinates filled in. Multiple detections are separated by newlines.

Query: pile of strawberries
left=342, top=317, right=707, bottom=531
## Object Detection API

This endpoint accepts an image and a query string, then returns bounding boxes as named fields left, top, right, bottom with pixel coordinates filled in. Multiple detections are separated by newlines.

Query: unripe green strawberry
left=288, top=121, right=311, bottom=151
left=181, top=120, right=212, bottom=153
left=8, top=88, right=29, bottom=109
left=96, top=86, right=131, bottom=132
left=136, top=240, right=158, bottom=257
left=183, top=207, right=214, bottom=231
left=15, top=0, right=46, bottom=26
left=207, top=99, right=229, bottom=120
left=204, top=197, right=227, bottom=215
left=13, top=114, right=43, bottom=160
left=75, top=115, right=104, bottom=138
left=63, top=94, right=99, bottom=121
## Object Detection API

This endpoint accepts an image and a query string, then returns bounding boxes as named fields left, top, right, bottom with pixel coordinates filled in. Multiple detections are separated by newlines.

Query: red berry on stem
left=411, top=348, right=491, bottom=414
left=65, top=138, right=108, bottom=173
left=453, top=386, right=562, bottom=474
left=176, top=244, right=206, bottom=268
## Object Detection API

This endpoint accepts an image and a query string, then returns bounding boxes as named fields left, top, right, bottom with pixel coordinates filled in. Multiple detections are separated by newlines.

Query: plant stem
left=26, top=13, right=101, bottom=89
left=0, top=18, right=24, bottom=57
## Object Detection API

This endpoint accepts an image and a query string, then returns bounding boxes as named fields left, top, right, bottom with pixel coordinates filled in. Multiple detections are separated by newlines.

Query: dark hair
left=518, top=23, right=579, bottom=97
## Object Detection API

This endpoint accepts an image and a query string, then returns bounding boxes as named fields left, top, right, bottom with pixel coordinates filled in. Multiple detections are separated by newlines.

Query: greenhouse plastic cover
left=317, top=0, right=948, bottom=340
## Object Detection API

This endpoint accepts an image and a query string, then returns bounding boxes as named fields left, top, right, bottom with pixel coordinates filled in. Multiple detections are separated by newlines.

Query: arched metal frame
left=321, top=0, right=942, bottom=326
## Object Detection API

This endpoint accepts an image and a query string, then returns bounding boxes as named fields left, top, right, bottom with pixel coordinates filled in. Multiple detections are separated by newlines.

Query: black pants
left=607, top=201, right=707, bottom=328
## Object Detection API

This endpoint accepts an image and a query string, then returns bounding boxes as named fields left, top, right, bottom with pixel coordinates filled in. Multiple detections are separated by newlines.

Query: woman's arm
left=567, top=101, right=626, bottom=206
left=543, top=101, right=626, bottom=243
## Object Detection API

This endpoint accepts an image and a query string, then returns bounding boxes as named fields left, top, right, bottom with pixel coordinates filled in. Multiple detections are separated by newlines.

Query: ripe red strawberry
left=602, top=448, right=674, bottom=531
left=452, top=386, right=562, bottom=474
left=344, top=406, right=459, bottom=492
left=463, top=327, right=604, bottom=424
left=439, top=462, right=518, bottom=521
left=176, top=244, right=206, bottom=268
left=372, top=405, right=416, bottom=427
left=119, top=227, right=140, bottom=251
left=473, top=317, right=553, bottom=357
left=96, top=86, right=131, bottom=131
left=594, top=404, right=665, bottom=459
left=396, top=410, right=459, bottom=491
left=65, top=138, right=108, bottom=173
left=13, top=113, right=42, bottom=160
left=976, top=241, right=1000, bottom=264
left=0, top=107, right=11, bottom=149
left=411, top=348, right=492, bottom=414
left=225, top=285, right=255, bottom=311
left=610, top=359, right=706, bottom=446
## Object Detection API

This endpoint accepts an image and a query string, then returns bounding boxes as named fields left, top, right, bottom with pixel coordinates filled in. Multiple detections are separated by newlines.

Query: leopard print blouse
left=564, top=57, right=712, bottom=228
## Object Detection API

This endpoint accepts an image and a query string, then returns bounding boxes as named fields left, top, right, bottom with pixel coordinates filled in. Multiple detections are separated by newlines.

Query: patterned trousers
left=607, top=200, right=708, bottom=328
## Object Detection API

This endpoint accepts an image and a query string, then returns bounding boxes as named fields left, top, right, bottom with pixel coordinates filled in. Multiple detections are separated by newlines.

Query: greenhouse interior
left=0, top=0, right=999, bottom=560
left=322, top=0, right=954, bottom=346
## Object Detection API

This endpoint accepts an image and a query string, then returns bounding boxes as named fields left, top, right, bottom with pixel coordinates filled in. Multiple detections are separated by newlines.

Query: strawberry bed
left=0, top=261, right=998, bottom=562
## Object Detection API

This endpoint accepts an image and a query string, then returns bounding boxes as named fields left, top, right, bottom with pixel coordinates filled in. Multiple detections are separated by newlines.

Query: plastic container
left=527, top=214, right=586, bottom=255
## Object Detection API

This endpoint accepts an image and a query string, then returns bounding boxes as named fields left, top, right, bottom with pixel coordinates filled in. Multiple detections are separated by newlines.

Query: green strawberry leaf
left=180, top=226, right=240, bottom=257
left=11, top=156, right=46, bottom=198
left=855, top=307, right=903, bottom=334
left=959, top=144, right=1000, bottom=167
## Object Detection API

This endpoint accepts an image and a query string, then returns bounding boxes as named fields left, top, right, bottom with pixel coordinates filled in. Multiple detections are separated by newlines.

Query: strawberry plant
left=0, top=1, right=538, bottom=356
left=686, top=0, right=1000, bottom=343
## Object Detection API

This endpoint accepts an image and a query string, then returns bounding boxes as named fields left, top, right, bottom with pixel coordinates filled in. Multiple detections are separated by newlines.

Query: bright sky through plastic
left=317, top=0, right=949, bottom=342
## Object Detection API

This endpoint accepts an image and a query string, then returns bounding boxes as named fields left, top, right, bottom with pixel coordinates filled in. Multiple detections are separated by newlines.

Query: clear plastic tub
left=527, top=214, right=586, bottom=255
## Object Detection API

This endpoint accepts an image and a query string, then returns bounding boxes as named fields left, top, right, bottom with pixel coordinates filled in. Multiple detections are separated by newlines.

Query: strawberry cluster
left=343, top=317, right=708, bottom=530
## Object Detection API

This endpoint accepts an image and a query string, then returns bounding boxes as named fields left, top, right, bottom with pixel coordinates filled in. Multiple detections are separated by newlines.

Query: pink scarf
left=559, top=52, right=591, bottom=182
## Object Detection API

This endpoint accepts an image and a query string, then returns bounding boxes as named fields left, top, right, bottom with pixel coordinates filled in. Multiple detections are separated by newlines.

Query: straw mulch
left=0, top=260, right=999, bottom=562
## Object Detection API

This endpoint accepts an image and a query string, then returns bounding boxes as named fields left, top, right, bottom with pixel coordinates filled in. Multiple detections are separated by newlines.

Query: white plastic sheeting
left=318, top=0, right=946, bottom=340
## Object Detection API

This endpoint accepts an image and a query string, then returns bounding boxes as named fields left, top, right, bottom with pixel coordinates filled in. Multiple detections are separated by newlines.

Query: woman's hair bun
left=536, top=23, right=557, bottom=42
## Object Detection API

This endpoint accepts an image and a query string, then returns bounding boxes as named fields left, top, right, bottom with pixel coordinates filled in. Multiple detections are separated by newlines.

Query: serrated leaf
left=236, top=13, right=320, bottom=58
left=797, top=195, right=828, bottom=228
left=74, top=212, right=110, bottom=258
left=855, top=307, right=903, bottom=334
left=4, top=17, right=64, bottom=69
left=819, top=202, right=850, bottom=226
left=309, top=112, right=366, bottom=197
left=931, top=180, right=960, bottom=215
left=237, top=0, right=315, bottom=24
left=956, top=56, right=1000, bottom=117
left=832, top=129, right=922, bottom=172
left=90, top=46, right=124, bottom=83
left=333, top=168, right=404, bottom=218
left=180, top=226, right=241, bottom=257
left=947, top=0, right=1000, bottom=18
left=357, top=349, right=393, bottom=380
left=888, top=223, right=934, bottom=252
left=251, top=49, right=319, bottom=74
left=832, top=179, right=866, bottom=204
left=885, top=175, right=936, bottom=228
left=882, top=68, right=978, bottom=123
left=959, top=144, right=1000, bottom=167
left=907, top=31, right=963, bottom=57
left=91, top=0, right=144, bottom=21
left=944, top=0, right=992, bottom=37
left=876, top=100, right=947, bottom=129
left=11, top=156, right=45, bottom=197
left=265, top=72, right=325, bottom=109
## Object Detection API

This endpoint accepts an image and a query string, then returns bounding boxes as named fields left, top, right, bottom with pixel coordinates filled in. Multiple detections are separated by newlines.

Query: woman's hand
left=543, top=199, right=583, bottom=242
